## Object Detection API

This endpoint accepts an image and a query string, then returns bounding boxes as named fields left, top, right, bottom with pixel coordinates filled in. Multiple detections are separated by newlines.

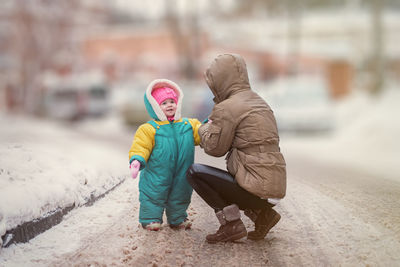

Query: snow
left=281, top=87, right=400, bottom=182
left=0, top=177, right=140, bottom=266
left=0, top=87, right=399, bottom=265
left=0, top=114, right=129, bottom=242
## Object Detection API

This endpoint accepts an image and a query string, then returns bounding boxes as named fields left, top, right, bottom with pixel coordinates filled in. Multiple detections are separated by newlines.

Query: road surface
left=2, top=148, right=400, bottom=266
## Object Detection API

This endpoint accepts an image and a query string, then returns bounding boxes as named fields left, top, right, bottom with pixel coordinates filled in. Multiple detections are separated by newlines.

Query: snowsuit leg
left=138, top=168, right=170, bottom=225
left=165, top=119, right=195, bottom=225
left=165, top=168, right=193, bottom=225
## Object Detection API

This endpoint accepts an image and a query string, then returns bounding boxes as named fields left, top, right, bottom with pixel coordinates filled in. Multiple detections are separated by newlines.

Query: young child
left=128, top=79, right=202, bottom=231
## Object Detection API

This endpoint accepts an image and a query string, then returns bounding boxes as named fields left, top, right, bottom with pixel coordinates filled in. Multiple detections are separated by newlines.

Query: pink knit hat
left=151, top=87, right=178, bottom=105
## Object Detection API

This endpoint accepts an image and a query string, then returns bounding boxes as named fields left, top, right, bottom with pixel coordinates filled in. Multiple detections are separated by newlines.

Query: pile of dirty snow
left=0, top=115, right=128, bottom=243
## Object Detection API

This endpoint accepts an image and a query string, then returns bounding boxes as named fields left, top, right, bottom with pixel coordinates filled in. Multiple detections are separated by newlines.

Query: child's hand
left=129, top=160, right=140, bottom=179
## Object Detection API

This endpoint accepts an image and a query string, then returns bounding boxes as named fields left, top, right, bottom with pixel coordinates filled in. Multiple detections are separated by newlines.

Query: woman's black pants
left=186, top=163, right=272, bottom=212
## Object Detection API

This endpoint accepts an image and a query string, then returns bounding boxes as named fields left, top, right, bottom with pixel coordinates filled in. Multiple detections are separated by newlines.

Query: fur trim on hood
left=144, top=79, right=184, bottom=121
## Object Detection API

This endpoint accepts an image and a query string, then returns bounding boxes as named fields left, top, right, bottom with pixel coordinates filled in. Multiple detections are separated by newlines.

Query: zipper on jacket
left=166, top=120, right=179, bottom=199
left=171, top=120, right=179, bottom=177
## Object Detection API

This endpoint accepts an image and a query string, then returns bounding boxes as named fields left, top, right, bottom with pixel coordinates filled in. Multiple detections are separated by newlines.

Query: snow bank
left=0, top=115, right=128, bottom=239
left=281, top=88, right=400, bottom=181
left=333, top=89, right=400, bottom=175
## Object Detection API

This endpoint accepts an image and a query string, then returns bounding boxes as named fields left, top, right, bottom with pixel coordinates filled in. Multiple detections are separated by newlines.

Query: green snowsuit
left=128, top=79, right=201, bottom=226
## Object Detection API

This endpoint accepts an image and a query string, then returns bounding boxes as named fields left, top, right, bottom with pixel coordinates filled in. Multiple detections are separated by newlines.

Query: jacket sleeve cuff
left=129, top=155, right=146, bottom=170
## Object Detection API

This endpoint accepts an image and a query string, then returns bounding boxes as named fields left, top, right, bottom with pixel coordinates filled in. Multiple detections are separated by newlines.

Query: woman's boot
left=244, top=208, right=261, bottom=223
left=206, top=204, right=247, bottom=243
left=247, top=208, right=281, bottom=240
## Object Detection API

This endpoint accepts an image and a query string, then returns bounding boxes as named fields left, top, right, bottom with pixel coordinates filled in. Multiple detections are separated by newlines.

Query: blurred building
left=1, top=0, right=400, bottom=117
left=81, top=26, right=210, bottom=83
left=0, top=0, right=110, bottom=113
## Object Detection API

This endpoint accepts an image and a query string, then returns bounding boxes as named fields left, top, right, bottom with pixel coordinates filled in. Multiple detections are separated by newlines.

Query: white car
left=259, top=75, right=334, bottom=134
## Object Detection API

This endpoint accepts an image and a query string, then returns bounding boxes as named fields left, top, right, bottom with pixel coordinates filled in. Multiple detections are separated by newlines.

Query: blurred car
left=113, top=81, right=149, bottom=126
left=44, top=72, right=109, bottom=120
left=259, top=75, right=334, bottom=134
left=180, top=81, right=214, bottom=121
left=86, top=84, right=109, bottom=117
left=45, top=85, right=82, bottom=120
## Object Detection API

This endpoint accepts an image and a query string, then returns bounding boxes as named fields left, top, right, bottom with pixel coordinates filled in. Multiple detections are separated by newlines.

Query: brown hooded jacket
left=199, top=54, right=286, bottom=199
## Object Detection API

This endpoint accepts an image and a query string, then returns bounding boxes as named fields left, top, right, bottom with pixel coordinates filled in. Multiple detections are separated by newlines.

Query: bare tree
left=3, top=0, right=106, bottom=113
left=285, top=0, right=303, bottom=75
left=164, top=0, right=201, bottom=80
left=369, top=0, right=385, bottom=94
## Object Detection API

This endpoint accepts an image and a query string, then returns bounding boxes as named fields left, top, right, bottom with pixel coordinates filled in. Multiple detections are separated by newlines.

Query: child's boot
left=144, top=222, right=162, bottom=231
left=206, top=204, right=247, bottom=243
left=169, top=218, right=192, bottom=230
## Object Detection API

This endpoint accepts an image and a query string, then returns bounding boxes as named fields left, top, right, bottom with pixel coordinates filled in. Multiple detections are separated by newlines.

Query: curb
left=1, top=178, right=126, bottom=248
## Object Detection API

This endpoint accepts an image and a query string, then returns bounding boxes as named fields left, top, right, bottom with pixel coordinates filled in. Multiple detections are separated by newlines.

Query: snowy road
left=1, top=148, right=400, bottom=266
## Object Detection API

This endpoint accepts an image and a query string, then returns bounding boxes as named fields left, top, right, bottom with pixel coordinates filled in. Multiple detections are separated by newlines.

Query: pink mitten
left=129, top=160, right=140, bottom=179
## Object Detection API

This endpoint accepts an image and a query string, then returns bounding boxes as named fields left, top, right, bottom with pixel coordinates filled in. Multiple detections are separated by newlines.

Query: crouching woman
left=186, top=53, right=287, bottom=243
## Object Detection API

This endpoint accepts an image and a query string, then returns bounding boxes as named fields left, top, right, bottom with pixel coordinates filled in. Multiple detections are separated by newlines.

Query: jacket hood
left=204, top=53, right=251, bottom=103
left=144, top=79, right=183, bottom=121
